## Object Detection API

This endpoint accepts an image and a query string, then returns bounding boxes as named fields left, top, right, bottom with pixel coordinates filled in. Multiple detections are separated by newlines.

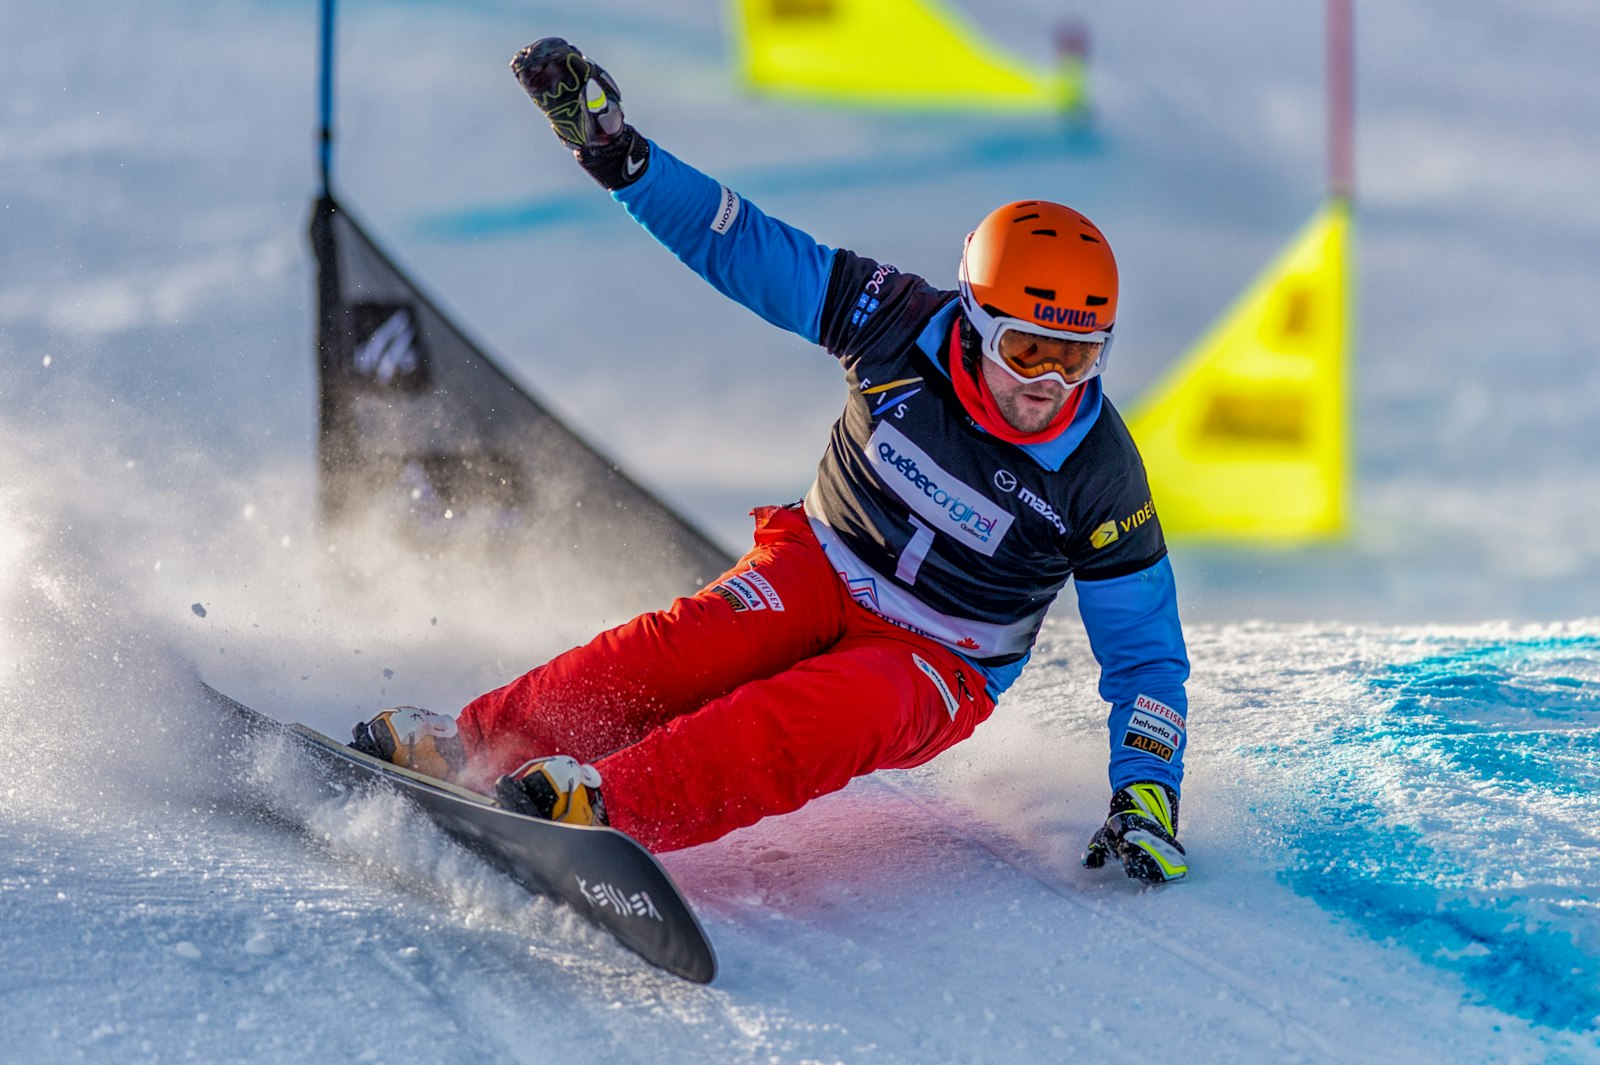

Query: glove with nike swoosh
left=1082, top=781, right=1189, bottom=885
left=511, top=38, right=651, bottom=191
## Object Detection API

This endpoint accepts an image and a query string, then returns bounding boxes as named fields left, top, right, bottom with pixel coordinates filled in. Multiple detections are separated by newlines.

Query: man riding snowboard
left=355, top=38, right=1192, bottom=884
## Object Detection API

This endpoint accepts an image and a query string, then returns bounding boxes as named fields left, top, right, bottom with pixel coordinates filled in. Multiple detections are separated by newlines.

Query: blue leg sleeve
left=1073, top=556, right=1191, bottom=795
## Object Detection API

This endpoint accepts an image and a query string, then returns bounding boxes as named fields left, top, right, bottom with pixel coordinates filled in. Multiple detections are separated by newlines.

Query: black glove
left=511, top=37, right=650, bottom=190
left=1082, top=782, right=1188, bottom=884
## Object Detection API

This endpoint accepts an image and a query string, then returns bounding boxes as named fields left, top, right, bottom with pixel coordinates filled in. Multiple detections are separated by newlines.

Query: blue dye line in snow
left=1261, top=636, right=1600, bottom=1033
left=416, top=126, right=1102, bottom=240
left=1368, top=636, right=1600, bottom=797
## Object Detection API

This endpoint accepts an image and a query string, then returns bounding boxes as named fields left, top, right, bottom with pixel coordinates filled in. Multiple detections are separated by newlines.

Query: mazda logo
left=993, top=470, right=1017, bottom=493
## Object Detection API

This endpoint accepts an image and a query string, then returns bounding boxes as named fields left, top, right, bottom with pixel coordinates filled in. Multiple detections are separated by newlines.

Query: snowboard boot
left=350, top=706, right=467, bottom=783
left=1082, top=781, right=1187, bottom=884
left=495, top=755, right=608, bottom=827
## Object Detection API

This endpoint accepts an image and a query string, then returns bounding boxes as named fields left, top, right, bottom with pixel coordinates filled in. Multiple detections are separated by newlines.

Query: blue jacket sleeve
left=1073, top=555, right=1191, bottom=796
left=612, top=141, right=836, bottom=343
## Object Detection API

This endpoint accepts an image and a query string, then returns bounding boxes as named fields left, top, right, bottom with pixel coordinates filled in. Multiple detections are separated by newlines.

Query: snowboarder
left=354, top=38, right=1192, bottom=884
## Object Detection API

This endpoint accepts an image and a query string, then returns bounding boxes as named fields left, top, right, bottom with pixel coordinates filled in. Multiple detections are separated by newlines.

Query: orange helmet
left=957, top=201, right=1118, bottom=387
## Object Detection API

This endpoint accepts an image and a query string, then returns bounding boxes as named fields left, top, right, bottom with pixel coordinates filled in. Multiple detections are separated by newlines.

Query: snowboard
left=202, top=683, right=718, bottom=983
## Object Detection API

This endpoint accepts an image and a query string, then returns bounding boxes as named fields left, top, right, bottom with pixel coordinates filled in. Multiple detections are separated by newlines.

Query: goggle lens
left=996, top=328, right=1105, bottom=383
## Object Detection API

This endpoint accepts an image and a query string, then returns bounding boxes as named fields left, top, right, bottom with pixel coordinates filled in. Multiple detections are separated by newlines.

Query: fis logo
left=861, top=377, right=923, bottom=419
left=1033, top=305, right=1098, bottom=329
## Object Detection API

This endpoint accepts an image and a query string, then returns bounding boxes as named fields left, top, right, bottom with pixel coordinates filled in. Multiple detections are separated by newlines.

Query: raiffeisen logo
left=866, top=423, right=1013, bottom=557
left=1033, top=305, right=1098, bottom=329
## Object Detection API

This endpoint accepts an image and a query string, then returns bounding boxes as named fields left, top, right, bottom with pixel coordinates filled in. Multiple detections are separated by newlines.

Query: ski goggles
left=989, top=323, right=1111, bottom=386
left=958, top=278, right=1113, bottom=389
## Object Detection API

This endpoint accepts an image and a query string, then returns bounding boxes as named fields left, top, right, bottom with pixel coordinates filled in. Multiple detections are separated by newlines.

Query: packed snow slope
left=4, top=1, right=1600, bottom=1062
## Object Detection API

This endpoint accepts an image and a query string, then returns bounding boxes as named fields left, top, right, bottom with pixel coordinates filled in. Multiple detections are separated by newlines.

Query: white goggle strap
left=995, top=319, right=1115, bottom=348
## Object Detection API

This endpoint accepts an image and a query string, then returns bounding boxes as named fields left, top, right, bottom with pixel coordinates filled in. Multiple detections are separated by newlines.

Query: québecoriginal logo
left=866, top=423, right=1013, bottom=556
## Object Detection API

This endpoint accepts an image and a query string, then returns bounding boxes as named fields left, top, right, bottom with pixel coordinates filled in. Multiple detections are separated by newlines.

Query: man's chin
left=1005, top=400, right=1064, bottom=433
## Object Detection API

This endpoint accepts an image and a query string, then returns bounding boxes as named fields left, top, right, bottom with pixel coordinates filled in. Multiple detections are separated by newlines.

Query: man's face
left=980, top=355, right=1073, bottom=434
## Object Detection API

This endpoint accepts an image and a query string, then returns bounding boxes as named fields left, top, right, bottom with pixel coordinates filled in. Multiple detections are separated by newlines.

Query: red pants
left=456, top=505, right=996, bottom=851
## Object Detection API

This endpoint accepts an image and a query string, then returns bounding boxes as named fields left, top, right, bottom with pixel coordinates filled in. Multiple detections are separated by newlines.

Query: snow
left=4, top=1, right=1600, bottom=1062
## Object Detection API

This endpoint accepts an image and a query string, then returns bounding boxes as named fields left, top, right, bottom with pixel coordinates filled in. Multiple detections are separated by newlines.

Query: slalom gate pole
left=1327, top=0, right=1354, bottom=201
left=318, top=0, right=336, bottom=196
